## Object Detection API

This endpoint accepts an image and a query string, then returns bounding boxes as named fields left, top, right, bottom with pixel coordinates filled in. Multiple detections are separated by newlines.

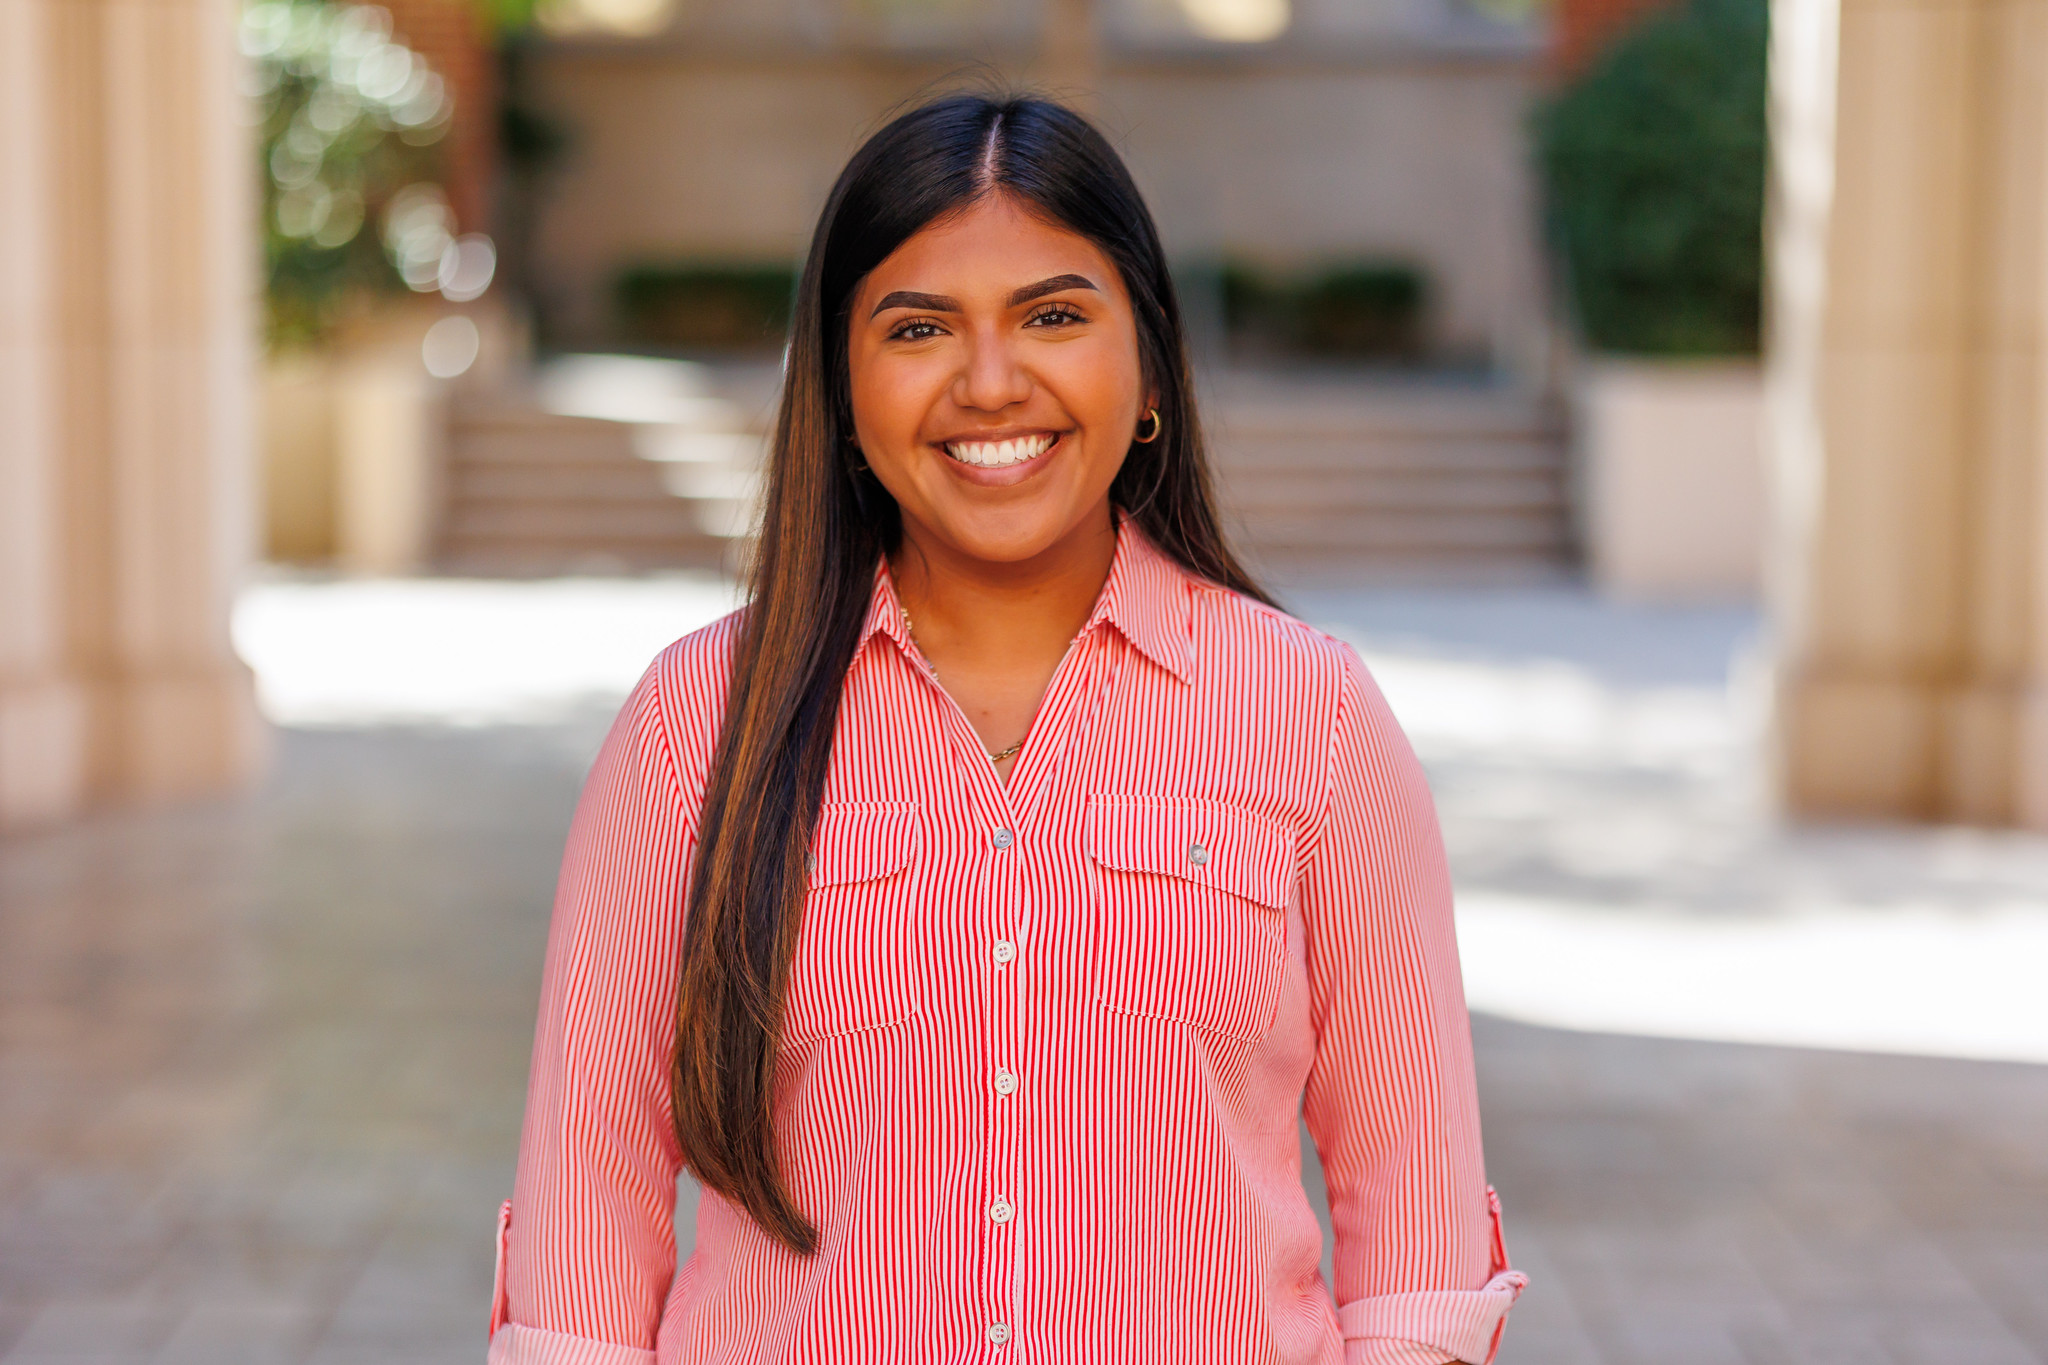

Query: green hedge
left=1218, top=261, right=1429, bottom=360
left=615, top=263, right=798, bottom=352
left=1534, top=0, right=1768, bottom=356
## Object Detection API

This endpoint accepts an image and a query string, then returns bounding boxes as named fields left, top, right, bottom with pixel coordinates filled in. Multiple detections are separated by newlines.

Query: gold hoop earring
left=1134, top=408, right=1162, bottom=444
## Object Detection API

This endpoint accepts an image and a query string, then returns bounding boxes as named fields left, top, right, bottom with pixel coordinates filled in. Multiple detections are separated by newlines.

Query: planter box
left=258, top=299, right=518, bottom=572
left=1575, top=359, right=1764, bottom=601
left=260, top=351, right=445, bottom=574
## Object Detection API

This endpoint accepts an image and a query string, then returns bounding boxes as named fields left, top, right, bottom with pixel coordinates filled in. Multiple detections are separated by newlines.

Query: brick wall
left=383, top=0, right=496, bottom=233
left=1550, top=0, right=1676, bottom=78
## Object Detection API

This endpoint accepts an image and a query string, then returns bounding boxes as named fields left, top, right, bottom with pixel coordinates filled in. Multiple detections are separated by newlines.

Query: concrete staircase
left=1206, top=374, right=1574, bottom=584
left=435, top=357, right=1575, bottom=582
left=438, top=356, right=773, bottom=575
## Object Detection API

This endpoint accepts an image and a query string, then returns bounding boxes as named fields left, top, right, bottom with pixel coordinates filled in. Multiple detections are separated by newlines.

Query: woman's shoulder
left=1189, top=580, right=1360, bottom=686
left=621, top=607, right=746, bottom=786
left=642, top=605, right=746, bottom=701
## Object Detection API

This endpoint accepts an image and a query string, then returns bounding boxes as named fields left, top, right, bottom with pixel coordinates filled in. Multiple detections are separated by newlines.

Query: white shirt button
left=1188, top=842, right=1209, bottom=866
left=988, top=1198, right=1014, bottom=1224
left=992, top=939, right=1016, bottom=965
left=994, top=1068, right=1017, bottom=1095
left=993, top=828, right=1013, bottom=849
left=986, top=1322, right=1011, bottom=1345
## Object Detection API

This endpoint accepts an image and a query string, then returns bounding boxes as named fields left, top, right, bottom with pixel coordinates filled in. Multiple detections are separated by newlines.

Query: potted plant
left=1535, top=0, right=1768, bottom=598
left=247, top=0, right=481, bottom=572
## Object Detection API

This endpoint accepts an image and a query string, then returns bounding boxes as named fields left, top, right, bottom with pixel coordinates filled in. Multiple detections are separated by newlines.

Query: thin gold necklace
left=900, top=606, right=1025, bottom=764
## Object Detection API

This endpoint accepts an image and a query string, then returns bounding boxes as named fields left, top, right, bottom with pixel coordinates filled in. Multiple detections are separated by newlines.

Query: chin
left=929, top=498, right=1106, bottom=567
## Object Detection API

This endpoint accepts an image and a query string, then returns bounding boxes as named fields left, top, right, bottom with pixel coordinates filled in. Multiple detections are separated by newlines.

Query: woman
left=490, top=94, right=1523, bottom=1365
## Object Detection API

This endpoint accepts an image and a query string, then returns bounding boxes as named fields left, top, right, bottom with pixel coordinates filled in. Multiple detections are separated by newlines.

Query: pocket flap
left=808, top=802, right=919, bottom=887
left=1085, top=797, right=1297, bottom=909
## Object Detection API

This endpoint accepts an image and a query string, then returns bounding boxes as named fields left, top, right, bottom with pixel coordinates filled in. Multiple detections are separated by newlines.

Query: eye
left=887, top=317, right=947, bottom=342
left=1025, top=302, right=1087, bottom=329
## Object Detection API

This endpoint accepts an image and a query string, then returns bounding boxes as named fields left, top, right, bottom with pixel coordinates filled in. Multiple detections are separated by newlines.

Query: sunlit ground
left=235, top=573, right=2048, bottom=1068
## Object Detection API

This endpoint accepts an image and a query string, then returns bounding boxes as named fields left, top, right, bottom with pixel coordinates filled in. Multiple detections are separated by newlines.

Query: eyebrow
left=870, top=290, right=959, bottom=317
left=1007, top=273, right=1099, bottom=306
left=868, top=274, right=1100, bottom=319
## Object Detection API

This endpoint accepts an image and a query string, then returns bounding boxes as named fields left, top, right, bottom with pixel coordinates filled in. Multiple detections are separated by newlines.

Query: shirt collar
left=1078, top=520, right=1195, bottom=683
left=860, top=519, right=1195, bottom=685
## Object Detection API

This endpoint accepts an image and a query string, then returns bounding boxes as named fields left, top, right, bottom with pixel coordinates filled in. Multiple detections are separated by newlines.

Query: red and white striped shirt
left=490, top=525, right=1524, bottom=1365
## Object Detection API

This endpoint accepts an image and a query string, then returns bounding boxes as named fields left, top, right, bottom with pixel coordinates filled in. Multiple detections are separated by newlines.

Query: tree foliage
left=244, top=1, right=454, bottom=346
left=1534, top=0, right=1768, bottom=356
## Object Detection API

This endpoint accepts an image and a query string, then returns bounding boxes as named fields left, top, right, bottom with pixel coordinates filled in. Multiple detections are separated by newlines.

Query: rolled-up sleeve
left=1300, top=645, right=1526, bottom=1365
left=489, top=665, right=693, bottom=1365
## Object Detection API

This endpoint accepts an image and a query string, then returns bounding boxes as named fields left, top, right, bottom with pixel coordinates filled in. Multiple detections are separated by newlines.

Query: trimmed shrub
left=616, top=264, right=798, bottom=352
left=1219, top=261, right=1429, bottom=360
left=1533, top=0, right=1768, bottom=356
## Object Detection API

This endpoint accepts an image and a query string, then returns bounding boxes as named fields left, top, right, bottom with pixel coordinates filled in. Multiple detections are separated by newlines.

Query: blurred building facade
left=517, top=0, right=1551, bottom=370
left=0, top=0, right=265, bottom=831
left=1768, top=0, right=2048, bottom=828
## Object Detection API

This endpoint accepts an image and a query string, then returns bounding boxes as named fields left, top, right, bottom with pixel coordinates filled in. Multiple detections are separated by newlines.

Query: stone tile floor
left=2, top=579, right=2044, bottom=1363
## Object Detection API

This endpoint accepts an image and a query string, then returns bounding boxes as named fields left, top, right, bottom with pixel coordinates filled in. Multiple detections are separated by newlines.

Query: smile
left=942, top=432, right=1059, bottom=469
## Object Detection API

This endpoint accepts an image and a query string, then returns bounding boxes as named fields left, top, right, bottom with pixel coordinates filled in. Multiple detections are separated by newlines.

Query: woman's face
left=846, top=192, right=1152, bottom=569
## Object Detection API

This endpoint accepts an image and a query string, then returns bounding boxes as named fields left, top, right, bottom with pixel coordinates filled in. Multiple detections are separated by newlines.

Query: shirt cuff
left=489, top=1202, right=658, bottom=1365
left=487, top=1322, right=657, bottom=1365
left=1337, top=1185, right=1528, bottom=1365
left=1339, top=1269, right=1528, bottom=1365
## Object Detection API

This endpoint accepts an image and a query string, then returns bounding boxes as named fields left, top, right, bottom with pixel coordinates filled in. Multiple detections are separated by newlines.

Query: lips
left=942, top=432, right=1057, bottom=469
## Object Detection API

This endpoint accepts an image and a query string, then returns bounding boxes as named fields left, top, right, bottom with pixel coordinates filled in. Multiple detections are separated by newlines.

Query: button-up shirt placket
left=972, top=700, right=1074, bottom=1357
left=952, top=616, right=1122, bottom=1361
left=884, top=596, right=1034, bottom=1357
left=998, top=622, right=1127, bottom=1360
left=980, top=787, right=1023, bottom=1356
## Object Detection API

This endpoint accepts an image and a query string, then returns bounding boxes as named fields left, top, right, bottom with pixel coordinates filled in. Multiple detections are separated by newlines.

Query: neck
left=890, top=505, right=1119, bottom=669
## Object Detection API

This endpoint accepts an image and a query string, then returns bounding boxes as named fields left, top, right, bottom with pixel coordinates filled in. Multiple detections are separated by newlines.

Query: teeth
left=944, top=433, right=1056, bottom=468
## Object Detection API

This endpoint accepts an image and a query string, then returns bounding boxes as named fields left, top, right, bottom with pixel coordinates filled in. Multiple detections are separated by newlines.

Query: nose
left=951, top=325, right=1033, bottom=414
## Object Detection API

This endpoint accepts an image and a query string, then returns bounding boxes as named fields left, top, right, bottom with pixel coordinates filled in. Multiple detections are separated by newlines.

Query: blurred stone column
left=0, top=0, right=263, bottom=829
left=1766, top=0, right=2048, bottom=826
left=0, top=0, right=88, bottom=824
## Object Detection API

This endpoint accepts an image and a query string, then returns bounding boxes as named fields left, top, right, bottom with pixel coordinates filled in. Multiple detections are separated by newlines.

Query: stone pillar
left=0, top=0, right=89, bottom=825
left=1767, top=0, right=2048, bottom=826
left=0, top=0, right=264, bottom=830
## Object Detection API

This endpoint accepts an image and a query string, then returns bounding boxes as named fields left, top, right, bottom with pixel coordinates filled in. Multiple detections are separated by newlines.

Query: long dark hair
left=671, top=92, right=1271, bottom=1254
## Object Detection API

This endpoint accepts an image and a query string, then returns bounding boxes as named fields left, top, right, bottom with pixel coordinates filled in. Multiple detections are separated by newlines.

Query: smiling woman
left=490, top=94, right=1524, bottom=1365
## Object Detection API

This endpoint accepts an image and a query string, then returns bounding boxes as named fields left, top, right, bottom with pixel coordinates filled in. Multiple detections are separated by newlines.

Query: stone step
left=1221, top=473, right=1568, bottom=512
left=437, top=379, right=763, bottom=573
left=448, top=464, right=758, bottom=506
left=449, top=410, right=647, bottom=457
left=1199, top=383, right=1571, bottom=578
left=439, top=540, right=731, bottom=575
left=1229, top=511, right=1572, bottom=548
left=1214, top=441, right=1564, bottom=475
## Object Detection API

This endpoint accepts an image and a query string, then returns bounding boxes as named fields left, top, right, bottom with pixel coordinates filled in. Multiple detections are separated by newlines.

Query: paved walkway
left=2, top=579, right=2044, bottom=1363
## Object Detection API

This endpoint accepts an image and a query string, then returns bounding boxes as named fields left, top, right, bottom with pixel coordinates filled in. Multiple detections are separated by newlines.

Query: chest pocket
left=1085, top=796, right=1297, bottom=1042
left=782, top=802, right=922, bottom=1042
